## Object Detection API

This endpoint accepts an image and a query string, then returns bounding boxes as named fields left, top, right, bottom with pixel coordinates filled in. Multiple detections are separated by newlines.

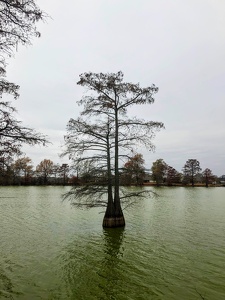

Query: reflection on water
left=0, top=266, right=16, bottom=299
left=60, top=228, right=125, bottom=300
left=98, top=228, right=125, bottom=300
left=0, top=186, right=225, bottom=299
left=103, top=228, right=125, bottom=258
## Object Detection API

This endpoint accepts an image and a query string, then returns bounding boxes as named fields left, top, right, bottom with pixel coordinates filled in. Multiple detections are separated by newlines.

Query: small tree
left=12, top=156, right=33, bottom=185
left=151, top=159, right=167, bottom=186
left=36, top=159, right=54, bottom=185
left=122, top=153, right=145, bottom=186
left=59, top=163, right=70, bottom=186
left=62, top=71, right=164, bottom=228
left=165, top=166, right=181, bottom=185
left=51, top=164, right=61, bottom=184
left=183, top=159, right=201, bottom=187
left=202, top=168, right=214, bottom=187
left=0, top=156, right=13, bottom=185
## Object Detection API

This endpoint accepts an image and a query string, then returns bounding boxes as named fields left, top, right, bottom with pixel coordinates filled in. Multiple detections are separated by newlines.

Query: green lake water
left=0, top=186, right=225, bottom=299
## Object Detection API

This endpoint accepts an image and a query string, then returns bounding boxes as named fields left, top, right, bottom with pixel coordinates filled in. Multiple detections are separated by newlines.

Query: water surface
left=0, top=186, right=225, bottom=299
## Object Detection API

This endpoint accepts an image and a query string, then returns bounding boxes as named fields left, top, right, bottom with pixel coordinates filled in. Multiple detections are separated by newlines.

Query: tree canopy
left=36, top=159, right=54, bottom=185
left=151, top=159, right=167, bottom=185
left=0, top=0, right=44, bottom=56
left=202, top=168, right=214, bottom=187
left=0, top=0, right=45, bottom=96
left=183, top=159, right=202, bottom=186
left=122, top=153, right=145, bottom=186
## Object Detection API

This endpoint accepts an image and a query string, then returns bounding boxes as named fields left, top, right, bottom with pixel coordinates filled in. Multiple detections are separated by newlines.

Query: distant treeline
left=0, top=155, right=224, bottom=187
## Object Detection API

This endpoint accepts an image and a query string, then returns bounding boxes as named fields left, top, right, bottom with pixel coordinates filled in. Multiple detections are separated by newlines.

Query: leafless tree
left=36, top=159, right=54, bottom=185
left=0, top=0, right=48, bottom=162
left=11, top=156, right=33, bottom=184
left=62, top=71, right=164, bottom=228
left=202, top=168, right=214, bottom=187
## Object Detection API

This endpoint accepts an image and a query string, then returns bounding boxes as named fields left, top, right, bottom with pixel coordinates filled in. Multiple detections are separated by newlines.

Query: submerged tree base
left=102, top=216, right=125, bottom=228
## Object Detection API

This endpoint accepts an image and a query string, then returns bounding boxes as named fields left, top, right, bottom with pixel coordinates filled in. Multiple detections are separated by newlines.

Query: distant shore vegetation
left=0, top=155, right=224, bottom=187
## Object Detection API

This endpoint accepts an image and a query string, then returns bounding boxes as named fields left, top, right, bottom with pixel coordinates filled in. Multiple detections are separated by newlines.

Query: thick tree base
left=102, top=216, right=125, bottom=228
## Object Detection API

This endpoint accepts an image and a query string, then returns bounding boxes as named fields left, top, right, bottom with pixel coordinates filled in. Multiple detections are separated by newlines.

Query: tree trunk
left=103, top=126, right=118, bottom=227
left=191, top=166, right=194, bottom=187
left=112, top=107, right=125, bottom=227
left=103, top=116, right=125, bottom=228
left=205, top=176, right=209, bottom=188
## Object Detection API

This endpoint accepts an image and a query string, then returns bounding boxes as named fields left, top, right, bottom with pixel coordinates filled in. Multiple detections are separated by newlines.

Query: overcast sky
left=6, top=0, right=225, bottom=175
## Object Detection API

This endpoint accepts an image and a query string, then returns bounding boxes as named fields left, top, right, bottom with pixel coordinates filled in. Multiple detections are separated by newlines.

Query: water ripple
left=0, top=186, right=225, bottom=299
